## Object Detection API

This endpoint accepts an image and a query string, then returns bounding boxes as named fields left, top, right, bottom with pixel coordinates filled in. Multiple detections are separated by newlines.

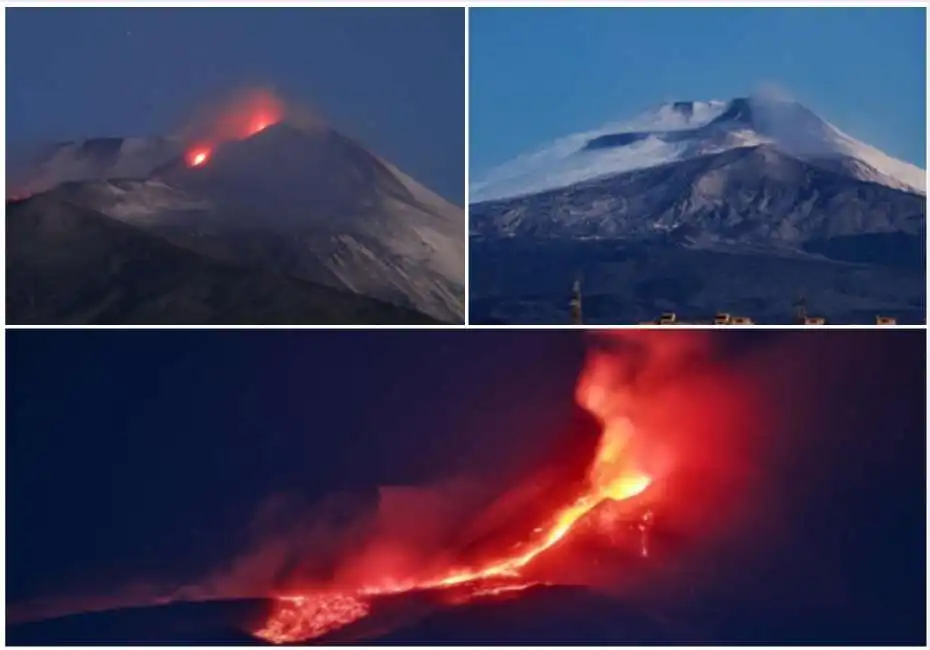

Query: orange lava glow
left=182, top=90, right=284, bottom=171
left=206, top=88, right=283, bottom=141
left=186, top=148, right=210, bottom=168
left=255, top=348, right=655, bottom=644
left=416, top=425, right=651, bottom=591
left=254, top=593, right=370, bottom=643
left=452, top=581, right=539, bottom=601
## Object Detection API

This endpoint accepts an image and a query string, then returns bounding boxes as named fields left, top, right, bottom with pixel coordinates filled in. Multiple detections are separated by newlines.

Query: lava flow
left=255, top=343, right=655, bottom=644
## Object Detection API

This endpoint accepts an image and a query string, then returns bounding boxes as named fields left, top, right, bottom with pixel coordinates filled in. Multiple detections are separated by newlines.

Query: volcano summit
left=470, top=96, right=925, bottom=325
left=7, top=116, right=465, bottom=325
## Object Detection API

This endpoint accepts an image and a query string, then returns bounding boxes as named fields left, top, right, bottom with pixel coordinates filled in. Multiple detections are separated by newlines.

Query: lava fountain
left=255, top=336, right=659, bottom=644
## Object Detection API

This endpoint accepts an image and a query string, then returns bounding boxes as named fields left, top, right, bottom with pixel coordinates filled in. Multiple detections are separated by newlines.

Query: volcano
left=7, top=118, right=465, bottom=325
left=6, top=330, right=926, bottom=646
left=469, top=96, right=925, bottom=325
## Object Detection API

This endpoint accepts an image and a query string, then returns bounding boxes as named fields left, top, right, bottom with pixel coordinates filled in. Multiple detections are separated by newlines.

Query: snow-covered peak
left=616, top=100, right=729, bottom=133
left=8, top=136, right=184, bottom=198
left=471, top=97, right=925, bottom=203
left=16, top=120, right=466, bottom=323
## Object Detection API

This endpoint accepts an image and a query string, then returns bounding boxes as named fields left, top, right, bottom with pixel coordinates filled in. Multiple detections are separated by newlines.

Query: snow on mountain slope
left=471, top=97, right=925, bottom=203
left=22, top=121, right=466, bottom=322
left=825, top=128, right=926, bottom=193
left=8, top=137, right=185, bottom=198
left=380, top=158, right=467, bottom=281
left=470, top=144, right=925, bottom=246
left=605, top=99, right=730, bottom=133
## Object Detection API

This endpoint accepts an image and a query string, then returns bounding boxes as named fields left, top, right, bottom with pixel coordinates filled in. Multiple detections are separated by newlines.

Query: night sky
left=5, top=8, right=465, bottom=205
left=5, top=330, right=926, bottom=642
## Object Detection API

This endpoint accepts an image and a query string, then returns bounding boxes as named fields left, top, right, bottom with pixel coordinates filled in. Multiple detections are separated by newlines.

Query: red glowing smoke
left=10, top=332, right=915, bottom=638
left=253, top=332, right=704, bottom=644
left=181, top=88, right=286, bottom=168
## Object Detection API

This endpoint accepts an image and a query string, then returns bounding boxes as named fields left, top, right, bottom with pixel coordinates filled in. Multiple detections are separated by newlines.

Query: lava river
left=255, top=346, right=656, bottom=644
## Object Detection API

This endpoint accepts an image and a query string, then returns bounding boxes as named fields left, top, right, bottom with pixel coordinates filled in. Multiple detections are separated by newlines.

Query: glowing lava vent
left=186, top=148, right=210, bottom=168
left=255, top=346, right=654, bottom=644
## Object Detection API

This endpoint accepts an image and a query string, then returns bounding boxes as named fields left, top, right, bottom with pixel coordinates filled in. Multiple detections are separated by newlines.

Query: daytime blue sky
left=470, top=7, right=926, bottom=176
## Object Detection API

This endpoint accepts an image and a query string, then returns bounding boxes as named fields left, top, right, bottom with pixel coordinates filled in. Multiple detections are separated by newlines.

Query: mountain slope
left=7, top=585, right=922, bottom=645
left=5, top=599, right=271, bottom=645
left=471, top=144, right=925, bottom=252
left=469, top=97, right=925, bottom=324
left=6, top=194, right=440, bottom=325
left=7, top=136, right=185, bottom=199
left=469, top=237, right=925, bottom=325
left=12, top=122, right=465, bottom=322
left=471, top=97, right=925, bottom=202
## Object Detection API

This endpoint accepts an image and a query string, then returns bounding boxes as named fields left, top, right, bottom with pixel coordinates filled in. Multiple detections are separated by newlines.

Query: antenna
left=570, top=276, right=583, bottom=325
left=793, top=295, right=807, bottom=324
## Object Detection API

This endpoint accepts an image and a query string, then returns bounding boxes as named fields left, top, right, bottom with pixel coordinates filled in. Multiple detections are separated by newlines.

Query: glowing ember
left=637, top=509, right=655, bottom=558
left=186, top=148, right=210, bottom=168
left=254, top=593, right=370, bottom=643
left=257, top=351, right=654, bottom=643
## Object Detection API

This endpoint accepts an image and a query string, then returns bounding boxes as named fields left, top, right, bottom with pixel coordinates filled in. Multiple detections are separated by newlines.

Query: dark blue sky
left=6, top=330, right=925, bottom=643
left=471, top=7, right=926, bottom=176
left=6, top=330, right=587, bottom=608
left=6, top=8, right=465, bottom=204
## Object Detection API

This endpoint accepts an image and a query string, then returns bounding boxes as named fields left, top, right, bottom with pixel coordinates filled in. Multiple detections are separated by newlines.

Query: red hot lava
left=183, top=88, right=284, bottom=168
left=186, top=147, right=211, bottom=168
left=257, top=594, right=370, bottom=643
left=254, top=334, right=666, bottom=644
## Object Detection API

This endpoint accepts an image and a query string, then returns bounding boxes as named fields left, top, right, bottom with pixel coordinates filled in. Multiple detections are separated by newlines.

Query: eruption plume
left=180, top=87, right=286, bottom=168
left=12, top=332, right=919, bottom=643
left=254, top=332, right=688, bottom=644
